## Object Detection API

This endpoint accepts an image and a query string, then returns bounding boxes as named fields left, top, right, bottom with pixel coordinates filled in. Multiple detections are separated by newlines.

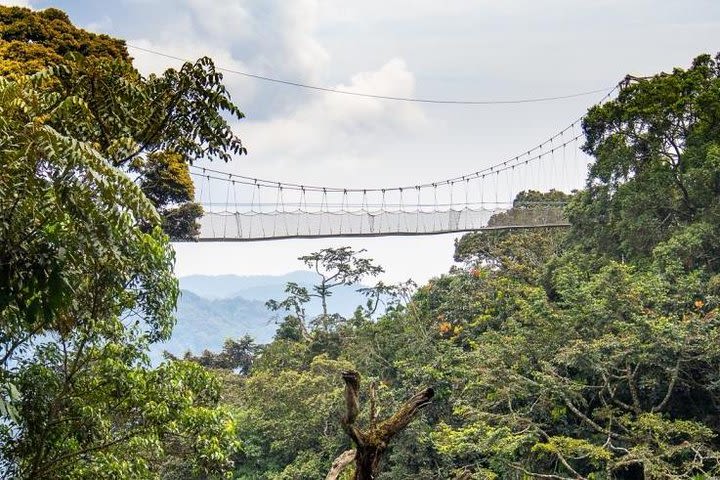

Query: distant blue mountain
left=178, top=271, right=318, bottom=300
left=150, top=272, right=371, bottom=362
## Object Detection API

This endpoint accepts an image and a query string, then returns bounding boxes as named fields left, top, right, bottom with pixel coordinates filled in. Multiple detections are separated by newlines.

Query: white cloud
left=128, top=0, right=330, bottom=114
left=183, top=0, right=329, bottom=82
left=2, top=0, right=33, bottom=7
left=227, top=58, right=429, bottom=184
left=85, top=15, right=112, bottom=34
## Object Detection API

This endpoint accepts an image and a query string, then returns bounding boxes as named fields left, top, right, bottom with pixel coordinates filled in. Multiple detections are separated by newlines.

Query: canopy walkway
left=188, top=90, right=617, bottom=241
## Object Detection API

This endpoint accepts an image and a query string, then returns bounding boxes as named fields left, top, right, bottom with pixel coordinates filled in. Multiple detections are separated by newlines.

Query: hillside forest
left=2, top=6, right=720, bottom=480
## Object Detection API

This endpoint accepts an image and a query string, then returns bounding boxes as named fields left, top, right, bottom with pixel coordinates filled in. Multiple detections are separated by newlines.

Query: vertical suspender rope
left=207, top=174, right=216, bottom=239
left=248, top=180, right=255, bottom=239
left=232, top=180, right=242, bottom=239
left=272, top=184, right=281, bottom=242
left=535, top=144, right=542, bottom=194
left=340, top=190, right=347, bottom=234
left=280, top=185, right=289, bottom=236
left=573, top=124, right=580, bottom=190
left=494, top=170, right=499, bottom=208
left=432, top=184, right=438, bottom=232
left=222, top=174, right=231, bottom=239
left=398, top=188, right=404, bottom=233
left=381, top=189, right=386, bottom=234
left=562, top=133, right=568, bottom=192
left=549, top=135, right=556, bottom=193
left=195, top=169, right=206, bottom=238
left=449, top=181, right=455, bottom=233
left=480, top=174, right=485, bottom=209
left=278, top=184, right=287, bottom=236
left=298, top=187, right=305, bottom=236
left=415, top=186, right=421, bottom=233
left=196, top=170, right=205, bottom=205
left=464, top=178, right=470, bottom=230
left=258, top=184, right=265, bottom=238
left=359, top=190, right=366, bottom=235
left=512, top=165, right=517, bottom=203
left=319, top=188, right=327, bottom=235
left=449, top=181, right=454, bottom=211
left=307, top=186, right=314, bottom=236
left=362, top=190, right=370, bottom=234
left=464, top=178, right=469, bottom=207
left=551, top=147, right=556, bottom=194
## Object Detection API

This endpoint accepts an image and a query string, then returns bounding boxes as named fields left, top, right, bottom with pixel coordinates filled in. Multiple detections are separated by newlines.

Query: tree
left=0, top=6, right=247, bottom=239
left=0, top=45, right=241, bottom=479
left=572, top=53, right=720, bottom=266
left=337, top=370, right=434, bottom=480
left=227, top=353, right=354, bottom=480
left=266, top=247, right=385, bottom=342
left=298, top=247, right=385, bottom=321
left=48, top=54, right=246, bottom=240
left=454, top=190, right=571, bottom=283
left=433, top=254, right=720, bottom=478
left=180, top=335, right=259, bottom=374
left=0, top=6, right=128, bottom=77
left=428, top=54, right=720, bottom=479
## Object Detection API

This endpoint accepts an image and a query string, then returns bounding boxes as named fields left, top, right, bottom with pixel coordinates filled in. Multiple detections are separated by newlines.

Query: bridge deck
left=193, top=206, right=568, bottom=241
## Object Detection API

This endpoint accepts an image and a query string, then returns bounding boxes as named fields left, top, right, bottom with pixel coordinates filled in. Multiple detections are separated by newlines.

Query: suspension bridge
left=187, top=89, right=618, bottom=241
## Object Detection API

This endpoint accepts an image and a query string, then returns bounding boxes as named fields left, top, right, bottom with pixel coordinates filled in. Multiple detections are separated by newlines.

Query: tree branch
left=652, top=357, right=681, bottom=413
left=325, top=449, right=356, bottom=480
left=370, top=386, right=434, bottom=442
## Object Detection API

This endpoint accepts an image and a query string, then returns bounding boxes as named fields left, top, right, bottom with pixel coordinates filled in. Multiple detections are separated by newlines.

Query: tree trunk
left=337, top=370, right=434, bottom=480
left=353, top=445, right=385, bottom=480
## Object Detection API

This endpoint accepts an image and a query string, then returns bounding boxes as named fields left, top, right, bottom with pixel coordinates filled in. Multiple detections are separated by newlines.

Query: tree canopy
left=2, top=7, right=719, bottom=478
left=571, top=53, right=720, bottom=267
left=184, top=53, right=720, bottom=479
left=0, top=6, right=128, bottom=77
left=0, top=8, right=247, bottom=478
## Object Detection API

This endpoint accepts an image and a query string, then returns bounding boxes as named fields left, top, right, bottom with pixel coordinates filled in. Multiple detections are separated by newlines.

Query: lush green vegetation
left=2, top=5, right=719, bottom=480
left=0, top=6, right=244, bottom=479
left=194, top=54, right=720, bottom=479
left=0, top=5, right=246, bottom=241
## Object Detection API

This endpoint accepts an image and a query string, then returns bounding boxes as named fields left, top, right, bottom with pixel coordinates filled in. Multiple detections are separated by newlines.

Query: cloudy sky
left=9, top=0, right=720, bottom=282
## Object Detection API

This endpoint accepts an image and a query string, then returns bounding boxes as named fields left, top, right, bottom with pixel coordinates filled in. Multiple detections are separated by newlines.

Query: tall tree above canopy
left=0, top=6, right=128, bottom=76
left=571, top=53, right=720, bottom=268
left=454, top=190, right=571, bottom=283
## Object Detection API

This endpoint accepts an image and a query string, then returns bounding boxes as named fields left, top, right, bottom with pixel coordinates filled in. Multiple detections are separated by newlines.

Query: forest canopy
left=1, top=5, right=720, bottom=480
left=201, top=54, right=720, bottom=479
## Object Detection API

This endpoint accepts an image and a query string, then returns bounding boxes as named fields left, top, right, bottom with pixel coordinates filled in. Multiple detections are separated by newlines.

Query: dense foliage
left=186, top=54, right=720, bottom=479
left=0, top=6, right=128, bottom=77
left=0, top=8, right=247, bottom=478
left=0, top=5, right=247, bottom=240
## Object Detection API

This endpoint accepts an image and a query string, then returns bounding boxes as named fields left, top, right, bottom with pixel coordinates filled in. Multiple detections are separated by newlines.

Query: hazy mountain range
left=150, top=271, right=369, bottom=361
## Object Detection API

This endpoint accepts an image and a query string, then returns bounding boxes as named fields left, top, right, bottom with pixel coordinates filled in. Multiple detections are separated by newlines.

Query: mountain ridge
left=151, top=272, right=371, bottom=362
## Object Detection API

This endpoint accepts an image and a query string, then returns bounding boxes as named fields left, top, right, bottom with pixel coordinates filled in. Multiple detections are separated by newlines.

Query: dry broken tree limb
left=331, top=370, right=434, bottom=480
left=325, top=449, right=356, bottom=480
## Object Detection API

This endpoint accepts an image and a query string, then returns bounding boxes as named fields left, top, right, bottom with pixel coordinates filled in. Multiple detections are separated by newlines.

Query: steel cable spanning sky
left=128, top=44, right=615, bottom=106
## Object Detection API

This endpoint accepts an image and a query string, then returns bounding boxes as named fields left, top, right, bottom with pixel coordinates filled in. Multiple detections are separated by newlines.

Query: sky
left=7, top=0, right=720, bottom=283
